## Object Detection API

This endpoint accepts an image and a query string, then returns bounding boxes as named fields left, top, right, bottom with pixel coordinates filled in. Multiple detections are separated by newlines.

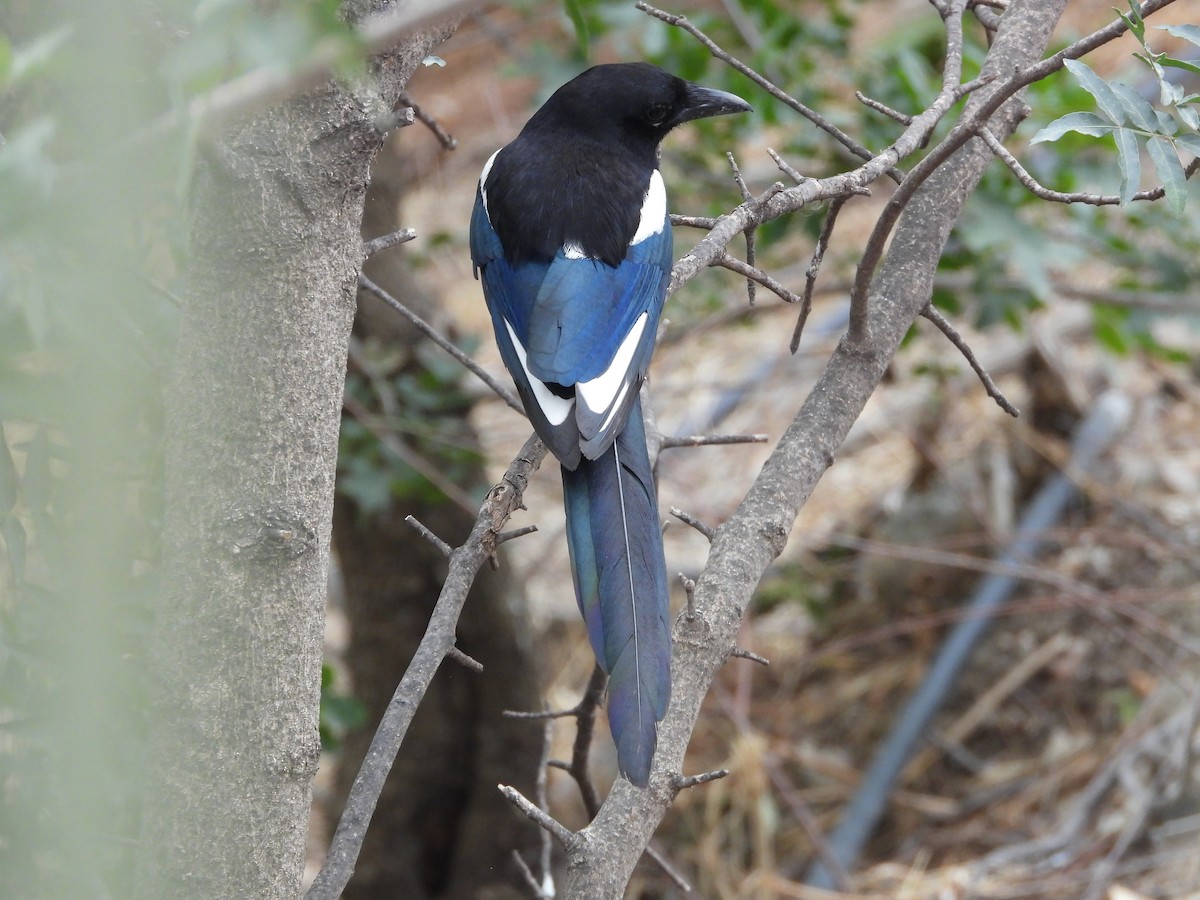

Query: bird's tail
left=561, top=396, right=670, bottom=787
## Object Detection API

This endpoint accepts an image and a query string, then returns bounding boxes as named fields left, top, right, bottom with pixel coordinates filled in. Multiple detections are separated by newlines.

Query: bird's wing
left=471, top=182, right=672, bottom=464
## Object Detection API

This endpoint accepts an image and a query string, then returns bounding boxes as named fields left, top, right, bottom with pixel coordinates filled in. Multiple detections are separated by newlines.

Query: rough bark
left=137, top=23, right=451, bottom=900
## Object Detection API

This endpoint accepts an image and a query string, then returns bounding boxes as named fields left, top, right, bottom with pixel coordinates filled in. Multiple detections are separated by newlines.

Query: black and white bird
left=470, top=63, right=751, bottom=787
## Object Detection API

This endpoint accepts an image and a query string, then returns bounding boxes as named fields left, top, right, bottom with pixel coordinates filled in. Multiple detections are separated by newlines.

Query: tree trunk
left=137, top=25, right=451, bottom=899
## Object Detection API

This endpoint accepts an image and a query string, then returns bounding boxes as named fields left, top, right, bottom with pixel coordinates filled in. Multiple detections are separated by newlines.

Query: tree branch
left=977, top=124, right=1200, bottom=205
left=359, top=273, right=524, bottom=414
left=306, top=433, right=547, bottom=900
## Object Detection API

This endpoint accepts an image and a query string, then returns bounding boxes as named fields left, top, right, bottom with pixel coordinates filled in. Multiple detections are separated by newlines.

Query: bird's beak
left=674, top=83, right=753, bottom=126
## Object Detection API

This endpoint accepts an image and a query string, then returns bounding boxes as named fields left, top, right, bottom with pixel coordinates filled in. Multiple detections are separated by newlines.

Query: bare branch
left=669, top=507, right=715, bottom=542
left=496, top=524, right=539, bottom=545
left=847, top=0, right=1180, bottom=341
left=680, top=574, right=697, bottom=620
left=726, top=152, right=759, bottom=305
left=362, top=227, right=417, bottom=259
left=635, top=1, right=903, bottom=182
left=660, top=432, right=769, bottom=449
left=730, top=647, right=770, bottom=667
left=920, top=304, right=1020, bottom=416
left=499, top=785, right=580, bottom=850
left=404, top=514, right=455, bottom=557
left=342, top=392, right=479, bottom=515
left=359, top=274, right=524, bottom=414
left=669, top=213, right=719, bottom=229
left=307, top=433, right=547, bottom=900
left=793, top=195, right=852, bottom=353
left=978, top=124, right=1200, bottom=205
left=714, top=252, right=804, bottom=304
left=398, top=90, right=459, bottom=150
left=446, top=645, right=483, bottom=671
left=855, top=91, right=913, bottom=124
left=671, top=769, right=730, bottom=791
left=766, top=147, right=806, bottom=184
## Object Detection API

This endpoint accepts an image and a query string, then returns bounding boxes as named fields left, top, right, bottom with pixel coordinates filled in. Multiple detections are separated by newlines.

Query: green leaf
left=1108, top=81, right=1159, bottom=132
left=8, top=27, right=72, bottom=83
left=1158, top=55, right=1200, bottom=78
left=563, top=0, right=590, bottom=58
left=1, top=515, right=26, bottom=585
left=1031, top=111, right=1118, bottom=143
left=1114, top=127, right=1141, bottom=205
left=0, top=34, right=12, bottom=86
left=1154, top=109, right=1178, bottom=135
left=1175, top=132, right=1200, bottom=157
left=1147, top=136, right=1187, bottom=213
left=1120, top=0, right=1146, bottom=42
left=1179, top=105, right=1200, bottom=132
left=1156, top=23, right=1200, bottom=48
left=0, top=430, right=17, bottom=516
left=1064, top=59, right=1125, bottom=125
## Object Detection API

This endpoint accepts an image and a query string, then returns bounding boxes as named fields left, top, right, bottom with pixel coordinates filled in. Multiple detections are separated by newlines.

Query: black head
left=523, top=62, right=752, bottom=157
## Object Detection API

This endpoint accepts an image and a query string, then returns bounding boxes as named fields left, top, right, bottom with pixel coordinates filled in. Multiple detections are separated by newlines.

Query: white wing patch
left=630, top=170, right=666, bottom=245
left=479, top=149, right=501, bottom=223
left=563, top=242, right=589, bottom=260
left=503, top=318, right=575, bottom=426
left=578, top=313, right=648, bottom=419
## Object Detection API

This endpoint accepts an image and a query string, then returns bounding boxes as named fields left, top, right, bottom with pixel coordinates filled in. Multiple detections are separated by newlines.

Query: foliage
left=0, top=2, right=379, bottom=894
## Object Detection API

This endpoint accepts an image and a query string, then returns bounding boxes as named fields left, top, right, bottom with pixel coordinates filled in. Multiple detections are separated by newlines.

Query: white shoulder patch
left=630, top=170, right=666, bottom=245
left=578, top=313, right=648, bottom=418
left=479, top=149, right=501, bottom=223
left=503, top=318, right=574, bottom=426
left=562, top=242, right=589, bottom=260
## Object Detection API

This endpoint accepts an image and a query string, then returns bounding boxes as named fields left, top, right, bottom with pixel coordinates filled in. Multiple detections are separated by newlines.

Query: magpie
left=470, top=63, right=751, bottom=787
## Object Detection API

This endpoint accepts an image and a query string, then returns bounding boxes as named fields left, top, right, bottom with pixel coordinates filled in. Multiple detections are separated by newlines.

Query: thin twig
left=856, top=91, right=913, bottom=124
left=681, top=574, right=697, bottom=620
left=792, top=195, right=852, bottom=353
left=343, top=394, right=479, bottom=515
left=567, top=665, right=607, bottom=818
left=495, top=524, right=538, bottom=545
left=661, top=432, right=769, bottom=449
left=669, top=213, right=720, bottom=229
left=359, top=274, right=524, bottom=414
left=398, top=90, right=458, bottom=150
left=978, top=124, right=1200, bottom=205
left=499, top=785, right=580, bottom=850
left=362, top=227, right=417, bottom=259
left=635, top=1, right=903, bottom=183
left=726, top=152, right=758, bottom=305
left=447, top=645, right=484, bottom=672
left=730, top=647, right=770, bottom=666
left=670, top=507, right=715, bottom=542
left=404, top=514, right=454, bottom=557
left=714, top=252, right=804, bottom=304
left=767, top=147, right=806, bottom=184
left=920, top=303, right=1020, bottom=416
left=672, top=769, right=730, bottom=791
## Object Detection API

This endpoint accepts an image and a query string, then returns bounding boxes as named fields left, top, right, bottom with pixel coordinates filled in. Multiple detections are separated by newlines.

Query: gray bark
left=136, top=23, right=452, bottom=900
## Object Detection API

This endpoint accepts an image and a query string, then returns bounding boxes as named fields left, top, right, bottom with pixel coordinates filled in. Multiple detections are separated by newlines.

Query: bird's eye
left=645, top=103, right=670, bottom=125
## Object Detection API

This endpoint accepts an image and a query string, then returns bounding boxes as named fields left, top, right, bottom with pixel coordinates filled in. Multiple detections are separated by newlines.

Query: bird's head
left=525, top=62, right=752, bottom=154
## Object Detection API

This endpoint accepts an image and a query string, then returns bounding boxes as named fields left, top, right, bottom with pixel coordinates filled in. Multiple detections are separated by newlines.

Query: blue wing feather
left=471, top=185, right=672, bottom=461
